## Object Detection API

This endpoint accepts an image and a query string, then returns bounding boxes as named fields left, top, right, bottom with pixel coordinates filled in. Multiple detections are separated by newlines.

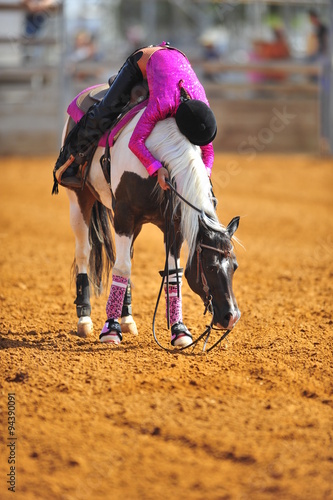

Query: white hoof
left=173, top=334, right=192, bottom=348
left=77, top=316, right=93, bottom=338
left=99, top=320, right=122, bottom=345
left=120, top=315, right=138, bottom=335
left=100, top=333, right=121, bottom=344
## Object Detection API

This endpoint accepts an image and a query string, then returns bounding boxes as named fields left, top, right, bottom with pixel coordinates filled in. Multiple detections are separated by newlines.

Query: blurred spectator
left=68, top=31, right=102, bottom=82
left=251, top=27, right=290, bottom=82
left=23, top=0, right=58, bottom=37
left=126, top=25, right=146, bottom=52
left=22, top=0, right=60, bottom=62
left=199, top=27, right=229, bottom=82
left=306, top=9, right=328, bottom=62
left=70, top=31, right=99, bottom=64
left=202, top=41, right=220, bottom=61
left=201, top=41, right=220, bottom=81
left=253, top=28, right=290, bottom=61
left=306, top=11, right=331, bottom=154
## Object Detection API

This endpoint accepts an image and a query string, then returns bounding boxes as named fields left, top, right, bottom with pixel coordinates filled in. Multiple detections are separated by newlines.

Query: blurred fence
left=0, top=1, right=65, bottom=154
left=0, top=1, right=329, bottom=156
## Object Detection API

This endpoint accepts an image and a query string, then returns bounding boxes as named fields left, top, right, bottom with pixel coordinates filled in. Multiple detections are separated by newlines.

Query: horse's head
left=185, top=216, right=240, bottom=330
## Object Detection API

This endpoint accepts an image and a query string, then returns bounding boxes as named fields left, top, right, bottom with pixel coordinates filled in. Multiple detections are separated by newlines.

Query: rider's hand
left=157, top=167, right=170, bottom=190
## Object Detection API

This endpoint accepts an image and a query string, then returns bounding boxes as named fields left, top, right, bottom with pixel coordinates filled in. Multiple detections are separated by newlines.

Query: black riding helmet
left=175, top=99, right=217, bottom=146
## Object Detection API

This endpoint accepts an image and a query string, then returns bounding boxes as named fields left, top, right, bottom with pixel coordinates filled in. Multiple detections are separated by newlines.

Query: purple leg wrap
left=165, top=284, right=182, bottom=325
left=106, top=275, right=128, bottom=319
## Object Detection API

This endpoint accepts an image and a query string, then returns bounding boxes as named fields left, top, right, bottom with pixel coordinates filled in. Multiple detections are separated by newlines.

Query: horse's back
left=109, top=109, right=149, bottom=191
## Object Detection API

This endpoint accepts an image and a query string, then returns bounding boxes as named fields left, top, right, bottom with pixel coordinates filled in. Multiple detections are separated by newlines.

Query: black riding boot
left=53, top=57, right=142, bottom=191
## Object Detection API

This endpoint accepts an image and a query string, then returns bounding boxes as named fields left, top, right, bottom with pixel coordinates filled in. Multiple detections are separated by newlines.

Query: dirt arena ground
left=0, top=154, right=332, bottom=500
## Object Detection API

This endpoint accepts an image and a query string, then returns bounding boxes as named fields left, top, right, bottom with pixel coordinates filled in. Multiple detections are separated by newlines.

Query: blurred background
left=0, top=0, right=331, bottom=156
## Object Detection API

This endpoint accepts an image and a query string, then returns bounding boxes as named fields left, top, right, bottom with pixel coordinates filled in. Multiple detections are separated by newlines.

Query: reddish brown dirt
left=0, top=155, right=332, bottom=500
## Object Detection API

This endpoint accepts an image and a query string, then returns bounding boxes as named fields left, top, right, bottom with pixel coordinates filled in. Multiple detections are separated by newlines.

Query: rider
left=53, top=41, right=217, bottom=191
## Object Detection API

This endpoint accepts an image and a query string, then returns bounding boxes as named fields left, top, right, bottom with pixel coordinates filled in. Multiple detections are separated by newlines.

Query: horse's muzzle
left=216, top=310, right=241, bottom=330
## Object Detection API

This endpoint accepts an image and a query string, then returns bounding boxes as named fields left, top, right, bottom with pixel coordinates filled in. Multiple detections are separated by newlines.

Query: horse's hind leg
left=67, top=189, right=94, bottom=337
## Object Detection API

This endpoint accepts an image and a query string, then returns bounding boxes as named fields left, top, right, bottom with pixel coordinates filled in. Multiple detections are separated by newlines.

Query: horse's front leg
left=67, top=189, right=94, bottom=337
left=99, top=234, right=137, bottom=344
left=164, top=245, right=192, bottom=348
left=120, top=281, right=138, bottom=335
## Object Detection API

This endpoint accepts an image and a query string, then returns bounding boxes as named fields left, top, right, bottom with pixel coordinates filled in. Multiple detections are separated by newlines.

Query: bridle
left=152, top=180, right=233, bottom=353
left=196, top=242, right=232, bottom=315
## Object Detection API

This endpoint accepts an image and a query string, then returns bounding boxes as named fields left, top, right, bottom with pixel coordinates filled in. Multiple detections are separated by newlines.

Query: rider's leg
left=54, top=57, right=142, bottom=188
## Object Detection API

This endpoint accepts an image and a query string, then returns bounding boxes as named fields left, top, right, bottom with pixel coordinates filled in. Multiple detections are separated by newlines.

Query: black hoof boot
left=99, top=319, right=123, bottom=344
left=171, top=322, right=192, bottom=347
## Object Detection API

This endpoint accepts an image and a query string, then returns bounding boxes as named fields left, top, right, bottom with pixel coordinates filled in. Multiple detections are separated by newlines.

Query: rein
left=152, top=179, right=232, bottom=353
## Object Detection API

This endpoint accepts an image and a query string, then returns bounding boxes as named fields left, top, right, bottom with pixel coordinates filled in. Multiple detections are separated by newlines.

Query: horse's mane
left=147, top=118, right=225, bottom=260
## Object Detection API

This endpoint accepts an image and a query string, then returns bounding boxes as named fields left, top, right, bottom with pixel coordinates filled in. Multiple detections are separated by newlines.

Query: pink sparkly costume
left=65, top=44, right=214, bottom=181
left=129, top=45, right=214, bottom=177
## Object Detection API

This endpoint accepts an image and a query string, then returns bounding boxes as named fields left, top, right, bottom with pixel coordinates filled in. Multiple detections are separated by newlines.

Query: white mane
left=147, top=118, right=225, bottom=260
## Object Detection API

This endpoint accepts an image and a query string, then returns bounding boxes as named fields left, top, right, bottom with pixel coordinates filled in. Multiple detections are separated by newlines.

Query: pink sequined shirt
left=128, top=46, right=214, bottom=177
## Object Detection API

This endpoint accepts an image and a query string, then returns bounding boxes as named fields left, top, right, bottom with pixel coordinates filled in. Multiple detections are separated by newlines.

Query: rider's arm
left=129, top=92, right=215, bottom=178
left=200, top=143, right=214, bottom=178
left=128, top=104, right=164, bottom=175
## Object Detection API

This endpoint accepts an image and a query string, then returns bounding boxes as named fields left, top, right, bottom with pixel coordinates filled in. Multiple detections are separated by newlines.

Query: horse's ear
left=226, top=216, right=240, bottom=238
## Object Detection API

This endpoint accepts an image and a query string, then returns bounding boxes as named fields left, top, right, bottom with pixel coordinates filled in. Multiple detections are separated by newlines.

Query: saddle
left=65, top=79, right=149, bottom=186
left=76, top=82, right=111, bottom=115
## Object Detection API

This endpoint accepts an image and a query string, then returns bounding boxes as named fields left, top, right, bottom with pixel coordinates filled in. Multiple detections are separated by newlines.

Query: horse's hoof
left=173, top=334, right=193, bottom=347
left=100, top=334, right=121, bottom=344
left=171, top=322, right=192, bottom=347
left=99, top=319, right=122, bottom=345
left=121, top=315, right=138, bottom=335
left=77, top=316, right=93, bottom=338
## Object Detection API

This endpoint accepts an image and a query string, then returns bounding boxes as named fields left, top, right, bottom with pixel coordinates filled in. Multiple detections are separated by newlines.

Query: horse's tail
left=89, top=200, right=115, bottom=296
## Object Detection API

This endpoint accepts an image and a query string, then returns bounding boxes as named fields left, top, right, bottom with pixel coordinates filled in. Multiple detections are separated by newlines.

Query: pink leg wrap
left=106, top=275, right=128, bottom=319
left=165, top=284, right=182, bottom=325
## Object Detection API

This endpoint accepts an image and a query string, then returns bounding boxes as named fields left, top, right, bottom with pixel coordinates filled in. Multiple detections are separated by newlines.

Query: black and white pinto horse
left=62, top=107, right=241, bottom=347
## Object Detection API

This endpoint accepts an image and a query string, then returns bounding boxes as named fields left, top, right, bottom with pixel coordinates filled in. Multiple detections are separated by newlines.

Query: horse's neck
left=152, top=125, right=220, bottom=259
left=94, top=112, right=222, bottom=258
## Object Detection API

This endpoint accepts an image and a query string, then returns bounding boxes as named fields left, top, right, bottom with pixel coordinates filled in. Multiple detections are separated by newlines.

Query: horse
left=59, top=97, right=241, bottom=348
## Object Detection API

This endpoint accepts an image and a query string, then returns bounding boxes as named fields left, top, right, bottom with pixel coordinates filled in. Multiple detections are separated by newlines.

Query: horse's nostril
left=223, top=311, right=239, bottom=329
left=224, top=312, right=232, bottom=323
